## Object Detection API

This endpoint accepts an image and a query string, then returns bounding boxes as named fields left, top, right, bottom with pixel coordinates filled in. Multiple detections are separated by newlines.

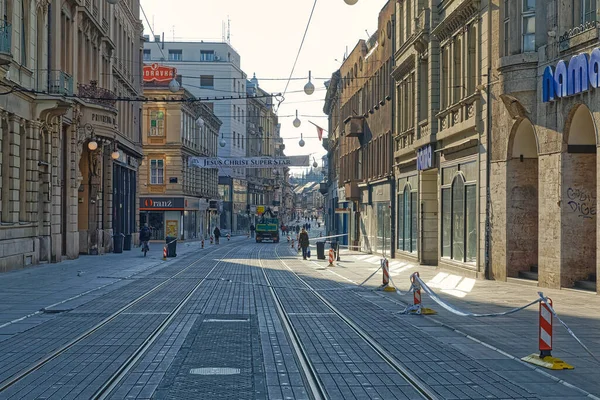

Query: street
left=0, top=235, right=598, bottom=400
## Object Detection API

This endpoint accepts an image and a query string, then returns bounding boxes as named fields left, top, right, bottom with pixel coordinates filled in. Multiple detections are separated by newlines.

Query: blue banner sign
left=543, top=48, right=600, bottom=102
left=417, top=144, right=434, bottom=171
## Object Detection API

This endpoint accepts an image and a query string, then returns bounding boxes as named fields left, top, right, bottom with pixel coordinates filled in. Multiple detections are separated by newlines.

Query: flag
left=309, top=121, right=327, bottom=141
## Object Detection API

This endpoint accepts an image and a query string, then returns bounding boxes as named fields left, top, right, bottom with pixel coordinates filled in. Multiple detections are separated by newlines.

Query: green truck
left=256, top=217, right=280, bottom=243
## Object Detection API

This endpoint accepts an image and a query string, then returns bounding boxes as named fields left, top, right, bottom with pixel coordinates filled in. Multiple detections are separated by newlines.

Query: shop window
left=150, top=159, right=164, bottom=185
left=441, top=169, right=477, bottom=263
left=149, top=110, right=165, bottom=136
left=397, top=182, right=417, bottom=253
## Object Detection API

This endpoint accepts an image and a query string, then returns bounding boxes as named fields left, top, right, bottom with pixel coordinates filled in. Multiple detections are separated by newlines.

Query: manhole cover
left=189, top=367, right=241, bottom=375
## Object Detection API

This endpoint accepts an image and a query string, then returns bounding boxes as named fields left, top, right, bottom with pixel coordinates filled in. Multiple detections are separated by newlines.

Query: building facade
left=0, top=0, right=144, bottom=272
left=139, top=79, right=220, bottom=241
left=490, top=0, right=599, bottom=293
left=143, top=39, right=249, bottom=233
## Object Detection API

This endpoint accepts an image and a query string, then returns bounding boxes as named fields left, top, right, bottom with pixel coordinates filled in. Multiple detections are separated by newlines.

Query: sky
left=139, top=0, right=384, bottom=171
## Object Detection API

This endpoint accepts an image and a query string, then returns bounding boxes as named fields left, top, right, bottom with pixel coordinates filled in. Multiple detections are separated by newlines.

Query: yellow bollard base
left=521, top=354, right=574, bottom=370
left=380, top=286, right=396, bottom=292
left=408, top=307, right=437, bottom=315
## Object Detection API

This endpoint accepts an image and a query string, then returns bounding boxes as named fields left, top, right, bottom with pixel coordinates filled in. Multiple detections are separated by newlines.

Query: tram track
left=0, top=241, right=241, bottom=398
left=264, top=243, right=438, bottom=400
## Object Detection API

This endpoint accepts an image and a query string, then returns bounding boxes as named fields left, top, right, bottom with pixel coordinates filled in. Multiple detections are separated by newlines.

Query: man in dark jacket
left=299, top=228, right=310, bottom=260
left=140, top=224, right=151, bottom=251
left=213, top=227, right=221, bottom=244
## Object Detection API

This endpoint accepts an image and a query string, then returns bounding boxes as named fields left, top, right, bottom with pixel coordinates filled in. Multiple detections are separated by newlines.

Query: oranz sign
left=542, top=48, right=600, bottom=102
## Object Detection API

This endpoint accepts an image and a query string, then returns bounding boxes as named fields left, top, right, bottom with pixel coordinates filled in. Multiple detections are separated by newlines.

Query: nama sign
left=542, top=48, right=600, bottom=102
left=143, top=63, right=176, bottom=83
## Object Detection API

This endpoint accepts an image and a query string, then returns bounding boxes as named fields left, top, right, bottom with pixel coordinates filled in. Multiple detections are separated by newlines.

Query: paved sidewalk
left=299, top=247, right=600, bottom=398
left=0, top=238, right=228, bottom=340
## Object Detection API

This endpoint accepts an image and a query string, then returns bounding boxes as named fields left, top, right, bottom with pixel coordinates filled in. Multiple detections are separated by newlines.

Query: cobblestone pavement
left=0, top=232, right=597, bottom=399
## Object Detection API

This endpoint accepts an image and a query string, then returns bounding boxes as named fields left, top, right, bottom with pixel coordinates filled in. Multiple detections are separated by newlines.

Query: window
left=504, top=1, right=510, bottom=56
left=522, top=0, right=535, bottom=52
left=579, top=0, right=597, bottom=24
left=168, top=49, right=182, bottom=61
left=150, top=159, right=164, bottom=184
left=200, top=50, right=214, bottom=61
left=149, top=110, right=165, bottom=136
left=200, top=75, right=214, bottom=88
left=143, top=49, right=151, bottom=61
left=441, top=162, right=477, bottom=263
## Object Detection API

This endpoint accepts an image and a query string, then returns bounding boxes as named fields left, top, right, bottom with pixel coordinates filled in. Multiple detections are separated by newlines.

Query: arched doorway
left=562, top=104, right=597, bottom=290
left=507, top=118, right=539, bottom=280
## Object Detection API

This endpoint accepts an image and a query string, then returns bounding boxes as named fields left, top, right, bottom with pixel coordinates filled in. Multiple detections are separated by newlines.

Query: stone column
left=6, top=115, right=20, bottom=223
left=29, top=121, right=41, bottom=227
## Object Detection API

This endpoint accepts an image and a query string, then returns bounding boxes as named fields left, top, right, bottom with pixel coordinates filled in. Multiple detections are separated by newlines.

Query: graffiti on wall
left=566, top=187, right=596, bottom=219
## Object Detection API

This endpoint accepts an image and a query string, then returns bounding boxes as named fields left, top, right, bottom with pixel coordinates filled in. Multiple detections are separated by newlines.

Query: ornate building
left=0, top=0, right=144, bottom=272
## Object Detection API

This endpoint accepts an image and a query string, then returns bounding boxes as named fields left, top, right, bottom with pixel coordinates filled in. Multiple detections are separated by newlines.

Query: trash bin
left=166, top=236, right=177, bottom=257
left=316, top=241, right=326, bottom=260
left=123, top=234, right=132, bottom=251
left=113, top=233, right=125, bottom=254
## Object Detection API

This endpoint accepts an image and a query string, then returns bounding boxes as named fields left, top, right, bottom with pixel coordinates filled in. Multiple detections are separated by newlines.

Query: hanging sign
left=188, top=156, right=309, bottom=168
left=417, top=144, right=435, bottom=171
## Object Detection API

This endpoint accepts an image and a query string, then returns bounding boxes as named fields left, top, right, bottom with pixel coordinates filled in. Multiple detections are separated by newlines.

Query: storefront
left=359, top=180, right=392, bottom=256
left=139, top=197, right=185, bottom=240
left=112, top=153, right=139, bottom=247
left=438, top=147, right=479, bottom=270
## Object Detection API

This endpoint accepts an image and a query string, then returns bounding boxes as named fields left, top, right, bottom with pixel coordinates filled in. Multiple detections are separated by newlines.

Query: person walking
left=140, top=223, right=151, bottom=252
left=299, top=227, right=310, bottom=260
left=250, top=224, right=255, bottom=238
left=213, top=226, right=221, bottom=244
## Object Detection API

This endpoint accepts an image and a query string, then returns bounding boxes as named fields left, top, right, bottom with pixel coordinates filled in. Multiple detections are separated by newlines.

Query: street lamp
left=219, top=133, right=226, bottom=148
left=168, top=73, right=180, bottom=93
left=111, top=142, right=120, bottom=160
left=304, top=71, right=315, bottom=95
left=88, top=139, right=98, bottom=151
left=293, top=110, right=301, bottom=128
left=312, top=157, right=318, bottom=168
left=344, top=0, right=358, bottom=4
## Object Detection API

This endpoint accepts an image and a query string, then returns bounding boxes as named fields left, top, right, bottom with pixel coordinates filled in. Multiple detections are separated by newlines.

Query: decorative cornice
left=431, top=0, right=480, bottom=43
left=392, top=54, right=415, bottom=79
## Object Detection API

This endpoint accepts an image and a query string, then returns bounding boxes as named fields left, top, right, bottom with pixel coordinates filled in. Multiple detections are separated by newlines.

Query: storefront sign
left=140, top=197, right=185, bottom=210
left=543, top=48, right=600, bottom=102
left=91, top=112, right=117, bottom=126
left=417, top=144, right=435, bottom=171
left=188, top=156, right=309, bottom=168
left=143, top=63, right=177, bottom=83
left=257, top=206, right=265, bottom=215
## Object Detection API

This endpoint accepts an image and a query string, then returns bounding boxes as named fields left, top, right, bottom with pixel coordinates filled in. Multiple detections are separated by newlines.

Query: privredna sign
left=143, top=63, right=176, bottom=82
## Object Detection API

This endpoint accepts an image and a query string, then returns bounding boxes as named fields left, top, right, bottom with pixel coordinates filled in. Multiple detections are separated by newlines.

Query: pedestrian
left=213, top=226, right=221, bottom=244
left=140, top=223, right=151, bottom=252
left=299, top=227, right=310, bottom=260
left=250, top=224, right=255, bottom=238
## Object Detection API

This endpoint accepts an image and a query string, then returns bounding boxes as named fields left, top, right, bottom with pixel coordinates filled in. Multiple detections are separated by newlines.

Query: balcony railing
left=558, top=17, right=599, bottom=52
left=78, top=80, right=117, bottom=108
left=0, top=21, right=11, bottom=56
left=37, top=70, right=74, bottom=96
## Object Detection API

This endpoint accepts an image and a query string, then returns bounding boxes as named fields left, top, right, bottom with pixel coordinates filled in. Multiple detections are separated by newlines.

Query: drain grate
left=203, top=319, right=249, bottom=323
left=189, top=367, right=241, bottom=376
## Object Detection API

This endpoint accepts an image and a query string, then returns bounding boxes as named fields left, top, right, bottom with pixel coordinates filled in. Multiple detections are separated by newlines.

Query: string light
left=299, top=133, right=305, bottom=147
left=293, top=110, right=301, bottom=128
left=344, top=0, right=358, bottom=5
left=304, top=71, right=315, bottom=95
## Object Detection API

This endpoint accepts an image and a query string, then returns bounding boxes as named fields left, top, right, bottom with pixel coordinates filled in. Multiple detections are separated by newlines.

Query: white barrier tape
left=387, top=273, right=412, bottom=297
left=538, top=292, right=600, bottom=365
left=413, top=274, right=541, bottom=317
left=308, top=233, right=349, bottom=242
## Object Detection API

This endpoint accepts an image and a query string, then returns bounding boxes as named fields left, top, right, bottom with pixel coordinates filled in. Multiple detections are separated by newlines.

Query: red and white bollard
left=201, top=239, right=204, bottom=249
left=227, top=233, right=231, bottom=241
left=539, top=298, right=553, bottom=358
left=380, top=259, right=395, bottom=292
left=210, top=236, right=214, bottom=245
left=522, top=295, right=573, bottom=369
left=291, top=238, right=295, bottom=249
left=407, top=272, right=436, bottom=315
left=162, top=246, right=167, bottom=261
left=328, top=248, right=334, bottom=267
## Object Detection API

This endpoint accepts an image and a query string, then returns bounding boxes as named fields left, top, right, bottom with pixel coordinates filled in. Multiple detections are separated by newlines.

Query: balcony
left=0, top=21, right=12, bottom=65
left=37, top=70, right=74, bottom=96
left=77, top=80, right=117, bottom=108
left=558, top=17, right=599, bottom=52
left=343, top=115, right=364, bottom=138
